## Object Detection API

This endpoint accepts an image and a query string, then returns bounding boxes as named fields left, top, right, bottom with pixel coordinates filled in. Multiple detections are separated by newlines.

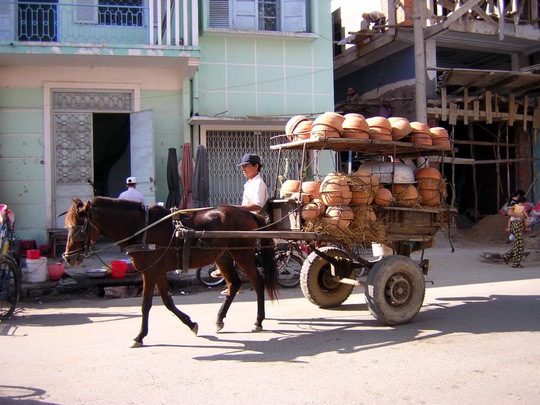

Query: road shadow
left=184, top=293, right=540, bottom=363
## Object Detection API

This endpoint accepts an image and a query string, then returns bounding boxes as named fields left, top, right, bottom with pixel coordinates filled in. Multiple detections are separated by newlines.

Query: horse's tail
left=260, top=237, right=279, bottom=301
left=253, top=214, right=279, bottom=300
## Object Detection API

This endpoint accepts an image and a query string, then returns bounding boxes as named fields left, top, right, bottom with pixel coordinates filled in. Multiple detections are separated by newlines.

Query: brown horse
left=63, top=197, right=278, bottom=347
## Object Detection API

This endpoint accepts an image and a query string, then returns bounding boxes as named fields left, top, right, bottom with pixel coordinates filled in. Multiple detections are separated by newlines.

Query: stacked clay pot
left=349, top=169, right=379, bottom=205
left=311, top=112, right=345, bottom=138
left=285, top=115, right=313, bottom=141
left=409, top=122, right=433, bottom=145
left=342, top=113, right=370, bottom=139
left=387, top=117, right=412, bottom=141
left=319, top=172, right=352, bottom=205
left=301, top=181, right=321, bottom=201
left=301, top=201, right=326, bottom=220
left=430, top=127, right=451, bottom=148
left=280, top=180, right=301, bottom=198
left=324, top=205, right=354, bottom=231
left=415, top=167, right=443, bottom=207
left=391, top=183, right=420, bottom=207
left=366, top=116, right=392, bottom=141
left=374, top=187, right=393, bottom=206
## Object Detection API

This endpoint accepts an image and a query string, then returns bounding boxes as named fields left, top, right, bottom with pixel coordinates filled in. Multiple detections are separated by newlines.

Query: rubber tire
left=196, top=263, right=226, bottom=288
left=0, top=255, right=21, bottom=319
left=277, top=254, right=303, bottom=288
left=365, top=255, right=425, bottom=326
left=300, top=247, right=355, bottom=308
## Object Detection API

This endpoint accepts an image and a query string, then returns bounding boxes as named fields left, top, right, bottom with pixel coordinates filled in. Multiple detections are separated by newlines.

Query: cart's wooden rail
left=270, top=134, right=456, bottom=158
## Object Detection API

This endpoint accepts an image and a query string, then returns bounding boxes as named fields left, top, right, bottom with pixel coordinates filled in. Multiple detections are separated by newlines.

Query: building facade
left=332, top=0, right=540, bottom=218
left=0, top=0, right=334, bottom=244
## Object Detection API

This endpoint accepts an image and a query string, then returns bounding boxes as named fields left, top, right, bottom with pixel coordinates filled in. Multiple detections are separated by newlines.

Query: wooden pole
left=469, top=124, right=478, bottom=222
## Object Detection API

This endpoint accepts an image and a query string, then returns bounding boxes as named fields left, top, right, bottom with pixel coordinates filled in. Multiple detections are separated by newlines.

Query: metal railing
left=0, top=1, right=187, bottom=46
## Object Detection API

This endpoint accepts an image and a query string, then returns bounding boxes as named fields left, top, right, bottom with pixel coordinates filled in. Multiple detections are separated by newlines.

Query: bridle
left=63, top=208, right=96, bottom=262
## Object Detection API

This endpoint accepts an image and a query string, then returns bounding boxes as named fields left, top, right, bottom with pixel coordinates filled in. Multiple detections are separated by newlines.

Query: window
left=99, top=0, right=143, bottom=27
left=209, top=0, right=307, bottom=32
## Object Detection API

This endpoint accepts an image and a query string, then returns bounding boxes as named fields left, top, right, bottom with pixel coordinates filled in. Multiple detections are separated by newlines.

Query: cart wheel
left=365, top=255, right=425, bottom=325
left=300, top=247, right=355, bottom=308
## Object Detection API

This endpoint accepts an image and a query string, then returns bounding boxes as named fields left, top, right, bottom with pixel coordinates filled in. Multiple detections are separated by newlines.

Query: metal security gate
left=206, top=130, right=302, bottom=206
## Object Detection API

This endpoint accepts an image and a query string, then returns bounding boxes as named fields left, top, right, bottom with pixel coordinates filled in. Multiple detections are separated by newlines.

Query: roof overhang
left=188, top=115, right=289, bottom=129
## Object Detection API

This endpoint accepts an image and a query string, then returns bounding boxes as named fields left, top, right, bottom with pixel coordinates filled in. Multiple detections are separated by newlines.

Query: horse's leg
left=155, top=272, right=198, bottom=335
left=132, top=274, right=155, bottom=348
left=232, top=253, right=266, bottom=332
left=214, top=257, right=242, bottom=332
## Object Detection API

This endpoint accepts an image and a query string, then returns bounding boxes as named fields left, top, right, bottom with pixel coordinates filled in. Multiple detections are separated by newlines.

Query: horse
left=63, top=197, right=278, bottom=347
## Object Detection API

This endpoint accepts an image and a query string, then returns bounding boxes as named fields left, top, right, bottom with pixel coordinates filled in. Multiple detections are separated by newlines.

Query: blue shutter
left=233, top=0, right=257, bottom=29
left=282, top=0, right=306, bottom=32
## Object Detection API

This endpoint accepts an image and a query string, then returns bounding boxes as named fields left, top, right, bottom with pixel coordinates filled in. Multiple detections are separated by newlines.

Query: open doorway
left=92, top=113, right=131, bottom=198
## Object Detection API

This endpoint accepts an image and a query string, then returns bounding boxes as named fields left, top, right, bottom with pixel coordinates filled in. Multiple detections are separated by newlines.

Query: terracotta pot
left=324, top=205, right=354, bottom=230
left=293, top=120, right=313, bottom=140
left=301, top=181, right=321, bottom=196
left=280, top=180, right=301, bottom=197
left=350, top=169, right=379, bottom=205
left=301, top=202, right=325, bottom=220
left=311, top=112, right=345, bottom=138
left=369, top=132, right=393, bottom=141
left=285, top=115, right=309, bottom=138
left=343, top=113, right=369, bottom=139
left=430, top=127, right=449, bottom=139
left=320, top=173, right=351, bottom=205
left=420, top=189, right=441, bottom=207
left=411, top=132, right=433, bottom=145
left=432, top=138, right=451, bottom=147
left=415, top=167, right=442, bottom=181
left=374, top=187, right=393, bottom=206
left=392, top=184, right=419, bottom=199
left=410, top=121, right=431, bottom=134
left=388, top=117, right=412, bottom=140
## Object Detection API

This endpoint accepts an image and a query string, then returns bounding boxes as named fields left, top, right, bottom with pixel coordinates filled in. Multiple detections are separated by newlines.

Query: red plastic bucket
left=48, top=263, right=65, bottom=281
left=110, top=260, right=127, bottom=278
left=27, top=249, right=41, bottom=260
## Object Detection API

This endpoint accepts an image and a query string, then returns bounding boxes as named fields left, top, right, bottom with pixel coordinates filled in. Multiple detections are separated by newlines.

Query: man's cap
left=126, top=176, right=137, bottom=185
left=238, top=153, right=262, bottom=166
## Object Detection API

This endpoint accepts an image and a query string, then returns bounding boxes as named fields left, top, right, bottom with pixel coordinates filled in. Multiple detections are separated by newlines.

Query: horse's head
left=63, top=198, right=100, bottom=266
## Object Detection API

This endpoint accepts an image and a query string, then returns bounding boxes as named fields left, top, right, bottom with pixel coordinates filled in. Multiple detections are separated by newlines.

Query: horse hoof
left=191, top=323, right=199, bottom=336
left=131, top=341, right=143, bottom=348
left=252, top=325, right=263, bottom=332
left=216, top=322, right=224, bottom=332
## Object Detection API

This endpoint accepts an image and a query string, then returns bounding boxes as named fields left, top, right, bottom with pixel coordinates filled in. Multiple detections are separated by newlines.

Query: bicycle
left=196, top=241, right=305, bottom=289
left=1, top=204, right=21, bottom=320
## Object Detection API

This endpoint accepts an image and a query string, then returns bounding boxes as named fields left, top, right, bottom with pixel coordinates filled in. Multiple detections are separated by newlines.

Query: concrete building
left=332, top=0, right=540, bottom=219
left=0, top=0, right=334, bottom=246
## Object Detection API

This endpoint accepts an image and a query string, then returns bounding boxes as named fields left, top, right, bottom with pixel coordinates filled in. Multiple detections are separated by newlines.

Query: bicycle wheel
left=0, top=255, right=21, bottom=319
left=277, top=254, right=303, bottom=288
left=196, top=263, right=226, bottom=287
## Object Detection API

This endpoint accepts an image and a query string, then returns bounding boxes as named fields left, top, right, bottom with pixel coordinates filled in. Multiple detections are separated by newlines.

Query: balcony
left=0, top=0, right=200, bottom=71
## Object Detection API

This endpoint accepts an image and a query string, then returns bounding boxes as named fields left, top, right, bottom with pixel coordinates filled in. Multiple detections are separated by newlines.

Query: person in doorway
left=503, top=195, right=530, bottom=268
left=346, top=87, right=359, bottom=102
left=362, top=11, right=387, bottom=33
left=118, top=176, right=145, bottom=205
left=211, top=153, right=268, bottom=290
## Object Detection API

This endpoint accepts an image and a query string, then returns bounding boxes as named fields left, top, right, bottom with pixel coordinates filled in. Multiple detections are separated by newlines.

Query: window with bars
left=98, top=0, right=144, bottom=27
left=209, top=0, right=307, bottom=32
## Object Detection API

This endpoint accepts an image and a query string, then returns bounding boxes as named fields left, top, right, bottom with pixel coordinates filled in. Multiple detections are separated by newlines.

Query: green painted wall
left=197, top=2, right=334, bottom=118
left=0, top=88, right=47, bottom=243
left=0, top=87, right=183, bottom=244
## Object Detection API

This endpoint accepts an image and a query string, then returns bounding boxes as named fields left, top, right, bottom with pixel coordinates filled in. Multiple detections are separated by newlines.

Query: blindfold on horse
left=64, top=197, right=278, bottom=347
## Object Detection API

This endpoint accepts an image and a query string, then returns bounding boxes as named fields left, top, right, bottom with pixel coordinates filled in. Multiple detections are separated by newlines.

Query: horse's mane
left=65, top=197, right=153, bottom=227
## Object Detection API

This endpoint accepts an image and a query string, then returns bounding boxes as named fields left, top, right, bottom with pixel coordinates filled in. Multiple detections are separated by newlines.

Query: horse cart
left=63, top=121, right=456, bottom=346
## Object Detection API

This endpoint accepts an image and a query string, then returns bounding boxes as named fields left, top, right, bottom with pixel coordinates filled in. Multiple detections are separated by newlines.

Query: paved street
left=1, top=237, right=540, bottom=404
